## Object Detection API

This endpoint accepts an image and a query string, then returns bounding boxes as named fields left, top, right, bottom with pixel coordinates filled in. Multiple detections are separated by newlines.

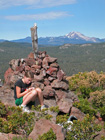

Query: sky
left=0, top=0, right=105, bottom=40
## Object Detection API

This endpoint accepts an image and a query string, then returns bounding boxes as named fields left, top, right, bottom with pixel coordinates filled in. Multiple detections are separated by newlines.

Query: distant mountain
left=2, top=32, right=105, bottom=45
left=0, top=39, right=7, bottom=42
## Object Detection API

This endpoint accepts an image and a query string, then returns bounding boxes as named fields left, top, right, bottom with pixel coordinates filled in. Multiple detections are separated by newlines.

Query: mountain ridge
left=0, top=32, right=105, bottom=45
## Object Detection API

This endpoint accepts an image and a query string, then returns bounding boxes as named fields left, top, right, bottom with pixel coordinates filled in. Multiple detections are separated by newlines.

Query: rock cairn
left=4, top=51, right=78, bottom=114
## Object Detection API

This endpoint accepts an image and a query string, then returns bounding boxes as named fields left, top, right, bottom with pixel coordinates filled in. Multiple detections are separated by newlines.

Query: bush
left=73, top=99, right=97, bottom=116
left=79, top=86, right=91, bottom=98
left=0, top=101, right=7, bottom=117
left=91, top=90, right=105, bottom=108
left=0, top=103, right=35, bottom=136
left=56, top=114, right=69, bottom=124
left=100, top=107, right=105, bottom=121
left=66, top=114, right=102, bottom=140
left=36, top=128, right=56, bottom=140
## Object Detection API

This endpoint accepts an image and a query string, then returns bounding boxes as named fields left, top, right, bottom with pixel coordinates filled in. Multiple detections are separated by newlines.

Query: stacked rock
left=4, top=51, right=78, bottom=113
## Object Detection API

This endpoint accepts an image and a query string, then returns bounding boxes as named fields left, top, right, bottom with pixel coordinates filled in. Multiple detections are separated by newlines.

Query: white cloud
left=4, top=12, right=72, bottom=20
left=0, top=0, right=77, bottom=9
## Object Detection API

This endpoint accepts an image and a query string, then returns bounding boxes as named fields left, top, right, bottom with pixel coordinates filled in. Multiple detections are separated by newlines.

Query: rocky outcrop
left=3, top=51, right=78, bottom=114
left=29, top=119, right=65, bottom=140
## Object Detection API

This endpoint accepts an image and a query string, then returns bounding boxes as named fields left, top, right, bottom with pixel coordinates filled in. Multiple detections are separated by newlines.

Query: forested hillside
left=0, top=41, right=105, bottom=80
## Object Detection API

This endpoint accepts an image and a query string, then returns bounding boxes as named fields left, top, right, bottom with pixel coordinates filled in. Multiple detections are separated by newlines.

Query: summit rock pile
left=4, top=51, right=78, bottom=114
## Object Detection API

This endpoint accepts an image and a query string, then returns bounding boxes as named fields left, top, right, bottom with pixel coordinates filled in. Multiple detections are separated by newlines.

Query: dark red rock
left=57, top=97, right=73, bottom=114
left=28, top=52, right=34, bottom=59
left=48, top=76, right=56, bottom=81
left=25, top=58, right=36, bottom=66
left=42, top=86, right=56, bottom=98
left=31, top=81, right=44, bottom=90
left=4, top=68, right=14, bottom=84
left=51, top=79, right=69, bottom=90
left=29, top=119, right=65, bottom=140
left=57, top=69, right=65, bottom=81
left=40, top=69, right=46, bottom=77
left=38, top=51, right=46, bottom=59
left=25, top=65, right=31, bottom=71
left=16, top=65, right=25, bottom=72
left=50, top=63, right=59, bottom=68
left=46, top=67, right=58, bottom=75
left=70, top=107, right=85, bottom=121
left=43, top=78, right=50, bottom=86
left=34, top=74, right=44, bottom=82
left=55, top=90, right=66, bottom=101
left=42, top=57, right=49, bottom=69
left=9, top=59, right=20, bottom=71
left=0, top=133, right=22, bottom=140
left=48, top=56, right=57, bottom=63
left=31, top=65, right=41, bottom=70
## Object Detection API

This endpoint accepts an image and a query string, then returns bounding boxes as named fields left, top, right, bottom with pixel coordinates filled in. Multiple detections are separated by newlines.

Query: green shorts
left=15, top=97, right=23, bottom=106
left=15, top=97, right=35, bottom=106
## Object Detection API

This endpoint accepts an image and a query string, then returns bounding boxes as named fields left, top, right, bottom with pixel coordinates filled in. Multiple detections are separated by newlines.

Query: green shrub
left=91, top=90, right=105, bottom=108
left=66, top=114, right=102, bottom=140
left=50, top=106, right=59, bottom=113
left=56, top=114, right=69, bottom=124
left=79, top=86, right=91, bottom=98
left=12, top=136, right=33, bottom=140
left=100, top=107, right=105, bottom=121
left=0, top=101, right=7, bottom=117
left=0, top=103, right=35, bottom=136
left=73, top=99, right=97, bottom=116
left=100, top=136, right=105, bottom=140
left=36, top=128, right=56, bottom=140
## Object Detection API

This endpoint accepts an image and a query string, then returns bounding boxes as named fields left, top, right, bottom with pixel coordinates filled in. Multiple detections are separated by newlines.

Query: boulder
left=42, top=86, right=56, bottom=98
left=57, top=97, right=73, bottom=114
left=4, top=68, right=14, bottom=84
left=0, top=86, right=15, bottom=106
left=7, top=73, right=23, bottom=88
left=29, top=119, right=65, bottom=140
left=47, top=56, right=57, bottom=63
left=31, top=81, right=44, bottom=90
left=28, top=52, right=34, bottom=59
left=0, top=133, right=22, bottom=140
left=31, top=64, right=41, bottom=70
left=48, top=76, right=56, bottom=81
left=9, top=59, right=20, bottom=71
left=34, top=74, right=44, bottom=82
left=16, top=65, right=25, bottom=72
left=70, top=107, right=85, bottom=121
left=50, top=62, right=59, bottom=68
left=38, top=51, right=46, bottom=59
left=43, top=78, right=50, bottom=86
left=25, top=58, right=36, bottom=66
left=42, top=57, right=49, bottom=69
left=25, top=65, right=31, bottom=71
left=55, top=90, right=66, bottom=101
left=65, top=91, right=79, bottom=102
left=46, top=67, right=58, bottom=75
left=51, top=79, right=69, bottom=90
left=57, top=69, right=65, bottom=81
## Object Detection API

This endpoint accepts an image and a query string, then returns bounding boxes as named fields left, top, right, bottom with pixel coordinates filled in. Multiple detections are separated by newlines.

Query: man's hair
left=24, top=71, right=34, bottom=79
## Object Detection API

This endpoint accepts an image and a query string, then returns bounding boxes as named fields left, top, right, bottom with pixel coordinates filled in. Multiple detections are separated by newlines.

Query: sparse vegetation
left=66, top=114, right=102, bottom=140
left=36, top=128, right=56, bottom=140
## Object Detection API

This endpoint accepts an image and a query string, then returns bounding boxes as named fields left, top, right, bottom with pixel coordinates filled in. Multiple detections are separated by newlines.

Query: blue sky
left=0, top=0, right=105, bottom=40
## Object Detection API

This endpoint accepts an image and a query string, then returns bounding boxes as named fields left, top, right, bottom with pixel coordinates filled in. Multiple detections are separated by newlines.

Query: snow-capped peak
left=65, top=31, right=92, bottom=41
